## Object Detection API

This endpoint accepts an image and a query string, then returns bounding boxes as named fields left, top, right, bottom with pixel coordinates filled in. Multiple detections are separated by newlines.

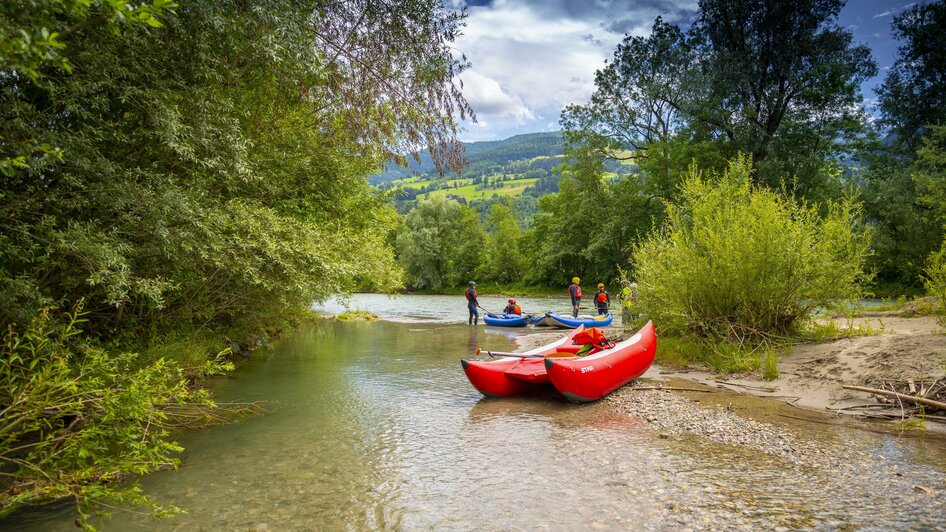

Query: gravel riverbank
left=606, top=383, right=827, bottom=465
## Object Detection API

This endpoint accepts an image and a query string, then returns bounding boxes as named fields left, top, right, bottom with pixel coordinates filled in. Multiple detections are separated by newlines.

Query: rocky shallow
left=606, top=383, right=827, bottom=465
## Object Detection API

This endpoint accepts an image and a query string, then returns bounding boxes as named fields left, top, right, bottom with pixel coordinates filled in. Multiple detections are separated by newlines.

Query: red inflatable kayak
left=545, top=321, right=656, bottom=402
left=461, top=326, right=587, bottom=397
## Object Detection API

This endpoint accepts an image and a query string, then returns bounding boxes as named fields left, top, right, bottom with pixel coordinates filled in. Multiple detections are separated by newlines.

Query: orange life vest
left=570, top=284, right=582, bottom=298
left=596, top=291, right=608, bottom=304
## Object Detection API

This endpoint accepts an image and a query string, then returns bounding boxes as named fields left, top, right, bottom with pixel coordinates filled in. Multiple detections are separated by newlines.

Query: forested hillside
left=369, top=131, right=566, bottom=184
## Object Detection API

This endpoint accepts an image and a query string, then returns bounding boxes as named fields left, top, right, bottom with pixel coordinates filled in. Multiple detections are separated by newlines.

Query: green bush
left=633, top=156, right=872, bottom=341
left=0, top=306, right=230, bottom=525
left=923, top=239, right=946, bottom=325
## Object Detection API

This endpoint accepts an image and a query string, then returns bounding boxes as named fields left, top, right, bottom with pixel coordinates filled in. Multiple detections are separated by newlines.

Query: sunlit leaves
left=633, top=156, right=872, bottom=340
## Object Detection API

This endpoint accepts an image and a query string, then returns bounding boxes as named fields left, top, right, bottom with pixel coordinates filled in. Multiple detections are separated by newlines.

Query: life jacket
left=596, top=291, right=608, bottom=304
left=504, top=304, right=522, bottom=315
left=465, top=288, right=477, bottom=301
left=570, top=284, right=582, bottom=298
left=571, top=327, right=615, bottom=355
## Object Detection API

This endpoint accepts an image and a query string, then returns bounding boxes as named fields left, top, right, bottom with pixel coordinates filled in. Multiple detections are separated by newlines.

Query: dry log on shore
left=630, top=386, right=720, bottom=393
left=841, top=385, right=946, bottom=411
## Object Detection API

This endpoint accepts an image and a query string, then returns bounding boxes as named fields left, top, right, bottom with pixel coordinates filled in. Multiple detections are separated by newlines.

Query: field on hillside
left=388, top=175, right=540, bottom=201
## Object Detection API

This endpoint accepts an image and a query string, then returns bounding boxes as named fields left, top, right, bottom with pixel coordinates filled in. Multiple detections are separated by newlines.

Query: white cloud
left=458, top=70, right=535, bottom=121
left=452, top=0, right=698, bottom=140
left=872, top=10, right=893, bottom=18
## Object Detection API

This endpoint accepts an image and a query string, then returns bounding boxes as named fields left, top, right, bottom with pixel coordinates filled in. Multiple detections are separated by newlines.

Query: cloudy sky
left=450, top=0, right=915, bottom=142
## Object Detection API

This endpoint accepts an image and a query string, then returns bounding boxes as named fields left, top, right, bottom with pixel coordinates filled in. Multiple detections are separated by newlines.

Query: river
left=13, top=294, right=946, bottom=530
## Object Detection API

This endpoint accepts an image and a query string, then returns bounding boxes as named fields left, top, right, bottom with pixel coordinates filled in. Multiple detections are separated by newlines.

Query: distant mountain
left=368, top=131, right=565, bottom=185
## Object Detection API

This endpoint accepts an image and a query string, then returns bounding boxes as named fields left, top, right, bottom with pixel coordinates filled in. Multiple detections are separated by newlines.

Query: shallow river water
left=12, top=295, right=946, bottom=530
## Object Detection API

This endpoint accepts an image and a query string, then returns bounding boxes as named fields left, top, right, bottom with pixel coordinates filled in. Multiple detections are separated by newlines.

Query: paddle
left=476, top=304, right=499, bottom=317
left=475, top=348, right=575, bottom=359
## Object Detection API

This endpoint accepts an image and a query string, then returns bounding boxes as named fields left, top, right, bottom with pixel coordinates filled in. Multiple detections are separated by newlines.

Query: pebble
left=606, top=384, right=824, bottom=466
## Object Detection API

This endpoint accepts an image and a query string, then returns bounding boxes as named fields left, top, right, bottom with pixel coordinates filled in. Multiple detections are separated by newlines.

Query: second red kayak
left=545, top=321, right=656, bottom=402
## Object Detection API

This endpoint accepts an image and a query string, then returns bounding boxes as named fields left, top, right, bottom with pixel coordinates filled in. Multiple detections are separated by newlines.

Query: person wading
left=594, top=283, right=611, bottom=315
left=465, top=281, right=481, bottom=325
left=568, top=277, right=582, bottom=318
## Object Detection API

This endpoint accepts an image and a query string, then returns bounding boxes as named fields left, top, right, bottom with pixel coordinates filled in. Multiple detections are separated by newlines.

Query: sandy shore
left=517, top=315, right=946, bottom=428
left=647, top=315, right=946, bottom=417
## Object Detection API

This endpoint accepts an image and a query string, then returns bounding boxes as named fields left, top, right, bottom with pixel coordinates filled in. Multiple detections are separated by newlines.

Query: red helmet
left=508, top=299, right=516, bottom=304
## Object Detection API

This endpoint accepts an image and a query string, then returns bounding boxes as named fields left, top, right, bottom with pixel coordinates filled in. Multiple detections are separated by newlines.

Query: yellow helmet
left=597, top=283, right=604, bottom=289
left=572, top=277, right=580, bottom=283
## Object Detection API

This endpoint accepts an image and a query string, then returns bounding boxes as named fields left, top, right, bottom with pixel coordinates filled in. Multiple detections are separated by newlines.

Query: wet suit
left=465, top=287, right=479, bottom=324
left=568, top=283, right=581, bottom=318
left=594, top=290, right=611, bottom=315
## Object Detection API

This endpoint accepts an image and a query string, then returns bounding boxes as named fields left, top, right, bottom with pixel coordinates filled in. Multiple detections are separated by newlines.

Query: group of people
left=463, top=278, right=638, bottom=325
left=567, top=277, right=637, bottom=318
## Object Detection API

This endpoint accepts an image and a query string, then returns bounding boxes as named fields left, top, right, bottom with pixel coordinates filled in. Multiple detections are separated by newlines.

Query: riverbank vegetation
left=633, top=156, right=871, bottom=341
left=1, top=0, right=469, bottom=522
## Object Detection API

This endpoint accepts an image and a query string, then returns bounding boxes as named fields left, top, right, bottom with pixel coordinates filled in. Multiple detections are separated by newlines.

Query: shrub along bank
left=630, top=156, right=872, bottom=374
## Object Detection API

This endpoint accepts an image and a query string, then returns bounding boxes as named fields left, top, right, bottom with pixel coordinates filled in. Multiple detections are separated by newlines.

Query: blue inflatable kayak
left=539, top=312, right=612, bottom=329
left=483, top=313, right=531, bottom=327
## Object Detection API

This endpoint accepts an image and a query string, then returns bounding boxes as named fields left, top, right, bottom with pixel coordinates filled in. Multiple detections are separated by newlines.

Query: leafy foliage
left=924, top=239, right=946, bottom=325
left=483, top=204, right=523, bottom=284
left=526, top=149, right=663, bottom=286
left=912, top=125, right=946, bottom=226
left=0, top=0, right=473, bottom=338
left=562, top=0, right=876, bottom=197
left=395, top=197, right=483, bottom=290
left=877, top=0, right=946, bottom=152
left=0, top=305, right=230, bottom=524
left=1, top=0, right=469, bottom=521
left=633, top=156, right=872, bottom=340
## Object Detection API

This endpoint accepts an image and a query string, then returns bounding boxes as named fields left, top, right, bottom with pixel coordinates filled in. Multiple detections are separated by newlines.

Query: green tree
left=694, top=0, right=876, bottom=190
left=913, top=125, right=946, bottom=225
left=0, top=0, right=470, bottom=520
left=395, top=197, right=484, bottom=289
left=484, top=204, right=523, bottom=283
left=562, top=0, right=876, bottom=198
left=877, top=0, right=946, bottom=152
left=0, top=0, right=469, bottom=336
left=860, top=0, right=946, bottom=289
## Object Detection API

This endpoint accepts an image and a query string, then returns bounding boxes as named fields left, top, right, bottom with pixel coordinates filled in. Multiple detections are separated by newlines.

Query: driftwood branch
left=841, top=385, right=946, bottom=411
left=629, top=386, right=719, bottom=393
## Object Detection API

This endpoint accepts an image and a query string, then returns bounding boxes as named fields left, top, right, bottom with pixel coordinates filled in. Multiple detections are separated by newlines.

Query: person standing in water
left=594, top=283, right=611, bottom=315
left=465, top=281, right=480, bottom=325
left=568, top=277, right=582, bottom=318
